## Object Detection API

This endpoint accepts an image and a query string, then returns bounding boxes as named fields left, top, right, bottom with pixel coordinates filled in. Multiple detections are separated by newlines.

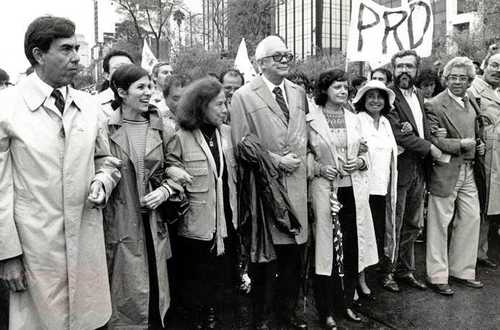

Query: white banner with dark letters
left=346, top=0, right=433, bottom=67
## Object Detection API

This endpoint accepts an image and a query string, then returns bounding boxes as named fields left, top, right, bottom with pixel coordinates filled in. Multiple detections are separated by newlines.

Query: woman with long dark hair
left=165, top=77, right=238, bottom=329
left=103, top=64, right=184, bottom=329
left=308, top=69, right=378, bottom=329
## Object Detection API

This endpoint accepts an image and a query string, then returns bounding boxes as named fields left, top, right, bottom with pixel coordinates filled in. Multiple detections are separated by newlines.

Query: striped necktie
left=51, top=89, right=65, bottom=114
left=272, top=86, right=290, bottom=122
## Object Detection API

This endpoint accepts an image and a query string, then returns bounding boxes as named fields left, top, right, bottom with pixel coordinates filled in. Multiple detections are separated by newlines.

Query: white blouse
left=358, top=112, right=395, bottom=196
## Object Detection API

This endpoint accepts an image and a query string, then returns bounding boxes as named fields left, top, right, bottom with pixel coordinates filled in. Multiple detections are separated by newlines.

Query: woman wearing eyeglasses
left=307, top=69, right=378, bottom=329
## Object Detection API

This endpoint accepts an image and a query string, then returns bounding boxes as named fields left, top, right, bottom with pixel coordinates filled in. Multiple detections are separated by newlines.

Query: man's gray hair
left=442, top=56, right=475, bottom=81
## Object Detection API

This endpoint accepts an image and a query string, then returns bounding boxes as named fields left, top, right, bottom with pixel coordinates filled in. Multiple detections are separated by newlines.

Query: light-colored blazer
left=306, top=104, right=378, bottom=275
left=230, top=76, right=308, bottom=245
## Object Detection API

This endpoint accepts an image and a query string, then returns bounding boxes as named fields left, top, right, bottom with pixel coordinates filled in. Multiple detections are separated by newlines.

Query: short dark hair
left=110, top=64, right=150, bottom=109
left=0, top=68, right=10, bottom=83
left=391, top=49, right=421, bottom=69
left=415, top=69, right=441, bottom=88
left=219, top=69, right=244, bottom=85
left=102, top=49, right=134, bottom=74
left=176, top=77, right=223, bottom=130
left=24, top=16, right=76, bottom=66
left=162, top=74, right=192, bottom=99
left=371, top=67, right=393, bottom=83
left=152, top=61, right=171, bottom=78
left=314, top=69, right=349, bottom=106
left=354, top=89, right=391, bottom=116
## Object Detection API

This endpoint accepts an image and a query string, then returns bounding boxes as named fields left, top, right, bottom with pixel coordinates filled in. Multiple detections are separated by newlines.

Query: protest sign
left=346, top=0, right=433, bottom=67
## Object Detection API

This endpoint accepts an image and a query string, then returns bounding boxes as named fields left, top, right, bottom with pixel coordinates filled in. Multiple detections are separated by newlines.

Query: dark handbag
left=150, top=171, right=190, bottom=225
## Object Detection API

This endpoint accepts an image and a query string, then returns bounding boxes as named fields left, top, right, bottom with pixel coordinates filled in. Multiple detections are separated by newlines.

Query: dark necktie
left=272, top=86, right=290, bottom=122
left=51, top=89, right=65, bottom=114
left=462, top=95, right=470, bottom=111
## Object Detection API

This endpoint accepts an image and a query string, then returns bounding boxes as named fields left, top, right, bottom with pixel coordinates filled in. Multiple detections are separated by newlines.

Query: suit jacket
left=425, top=90, right=481, bottom=197
left=386, top=86, right=432, bottom=186
left=230, top=75, right=308, bottom=245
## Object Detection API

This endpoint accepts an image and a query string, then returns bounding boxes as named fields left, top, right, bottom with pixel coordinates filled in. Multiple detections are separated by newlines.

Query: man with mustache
left=384, top=50, right=443, bottom=293
left=469, top=53, right=500, bottom=269
left=0, top=16, right=121, bottom=329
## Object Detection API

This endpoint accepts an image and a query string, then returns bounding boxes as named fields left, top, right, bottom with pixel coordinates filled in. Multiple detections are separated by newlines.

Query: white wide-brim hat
left=351, top=79, right=396, bottom=108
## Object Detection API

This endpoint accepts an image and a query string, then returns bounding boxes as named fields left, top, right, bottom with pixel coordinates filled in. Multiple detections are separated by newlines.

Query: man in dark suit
left=385, top=50, right=443, bottom=292
left=425, top=57, right=485, bottom=296
left=230, top=36, right=308, bottom=329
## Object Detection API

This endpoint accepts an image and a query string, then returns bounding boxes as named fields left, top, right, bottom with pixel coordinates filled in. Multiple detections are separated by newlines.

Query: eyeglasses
left=488, top=62, right=500, bottom=70
left=447, top=75, right=469, bottom=82
left=265, top=53, right=294, bottom=63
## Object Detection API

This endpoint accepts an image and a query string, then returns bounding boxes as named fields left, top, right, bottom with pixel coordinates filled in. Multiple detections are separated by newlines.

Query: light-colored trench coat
left=306, top=105, right=378, bottom=276
left=230, top=76, right=308, bottom=244
left=103, top=109, right=174, bottom=329
left=358, top=112, right=398, bottom=263
left=0, top=73, right=121, bottom=329
left=469, top=77, right=500, bottom=215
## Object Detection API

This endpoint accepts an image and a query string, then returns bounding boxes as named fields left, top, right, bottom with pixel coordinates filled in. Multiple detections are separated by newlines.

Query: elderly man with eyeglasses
left=230, top=35, right=308, bottom=330
left=425, top=57, right=485, bottom=296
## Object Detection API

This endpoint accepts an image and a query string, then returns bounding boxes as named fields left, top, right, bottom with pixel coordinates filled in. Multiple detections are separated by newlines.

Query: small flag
left=234, top=38, right=257, bottom=83
left=141, top=39, right=158, bottom=74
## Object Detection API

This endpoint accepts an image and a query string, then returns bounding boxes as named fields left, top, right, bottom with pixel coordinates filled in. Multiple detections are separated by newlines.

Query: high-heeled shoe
left=345, top=308, right=361, bottom=322
left=325, top=315, right=337, bottom=329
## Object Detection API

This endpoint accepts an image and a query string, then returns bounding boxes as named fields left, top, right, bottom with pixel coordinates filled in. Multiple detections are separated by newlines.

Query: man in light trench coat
left=0, top=16, right=121, bottom=329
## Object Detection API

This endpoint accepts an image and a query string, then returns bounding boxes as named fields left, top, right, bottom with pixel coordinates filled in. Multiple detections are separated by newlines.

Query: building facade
left=202, top=0, right=229, bottom=52
left=274, top=0, right=352, bottom=59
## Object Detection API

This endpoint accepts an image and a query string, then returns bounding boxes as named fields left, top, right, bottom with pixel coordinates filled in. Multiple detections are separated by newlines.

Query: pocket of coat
left=184, top=200, right=209, bottom=233
left=186, top=167, right=209, bottom=193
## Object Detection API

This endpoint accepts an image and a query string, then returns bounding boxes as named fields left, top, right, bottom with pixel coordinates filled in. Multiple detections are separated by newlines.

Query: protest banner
left=346, top=0, right=433, bottom=68
left=141, top=39, right=158, bottom=74
left=234, top=38, right=257, bottom=83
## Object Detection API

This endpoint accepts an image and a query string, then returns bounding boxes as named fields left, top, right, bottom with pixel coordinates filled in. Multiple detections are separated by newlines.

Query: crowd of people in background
left=1, top=15, right=500, bottom=330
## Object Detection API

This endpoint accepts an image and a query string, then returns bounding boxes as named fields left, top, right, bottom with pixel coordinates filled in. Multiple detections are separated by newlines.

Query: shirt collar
left=23, top=72, right=79, bottom=112
left=261, top=74, right=285, bottom=94
left=399, top=86, right=417, bottom=97
left=447, top=89, right=468, bottom=108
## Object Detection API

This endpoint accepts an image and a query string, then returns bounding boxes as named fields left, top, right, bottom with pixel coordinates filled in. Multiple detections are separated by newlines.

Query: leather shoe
left=427, top=282, right=454, bottom=296
left=382, top=274, right=400, bottom=292
left=345, top=308, right=361, bottom=322
left=255, top=320, right=270, bottom=330
left=450, top=276, right=484, bottom=289
left=477, top=258, right=497, bottom=269
left=397, top=274, right=427, bottom=290
left=289, top=316, right=308, bottom=329
left=325, top=315, right=337, bottom=330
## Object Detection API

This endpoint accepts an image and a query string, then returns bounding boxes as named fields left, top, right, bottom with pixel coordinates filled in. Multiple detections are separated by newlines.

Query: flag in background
left=234, top=38, right=257, bottom=83
left=141, top=39, right=158, bottom=74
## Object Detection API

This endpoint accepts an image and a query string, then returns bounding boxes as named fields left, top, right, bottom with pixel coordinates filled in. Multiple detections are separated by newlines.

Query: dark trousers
left=142, top=214, right=163, bottom=329
left=249, top=244, right=304, bottom=323
left=176, top=237, right=228, bottom=313
left=314, top=187, right=358, bottom=317
left=369, top=195, right=387, bottom=260
left=393, top=167, right=425, bottom=276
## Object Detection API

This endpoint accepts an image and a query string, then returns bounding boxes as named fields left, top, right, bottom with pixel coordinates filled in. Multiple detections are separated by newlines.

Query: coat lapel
left=344, top=110, right=358, bottom=161
left=439, top=93, right=463, bottom=138
left=307, top=105, right=340, bottom=167
left=392, top=86, right=420, bottom=136
left=252, top=76, right=288, bottom=127
left=193, top=129, right=218, bottom=177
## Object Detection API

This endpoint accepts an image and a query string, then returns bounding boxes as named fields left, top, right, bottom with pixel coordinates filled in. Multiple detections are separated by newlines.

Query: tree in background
left=113, top=19, right=146, bottom=61
left=226, top=0, right=273, bottom=56
left=114, top=0, right=183, bottom=61
left=172, top=47, right=233, bottom=80
left=173, top=9, right=186, bottom=47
